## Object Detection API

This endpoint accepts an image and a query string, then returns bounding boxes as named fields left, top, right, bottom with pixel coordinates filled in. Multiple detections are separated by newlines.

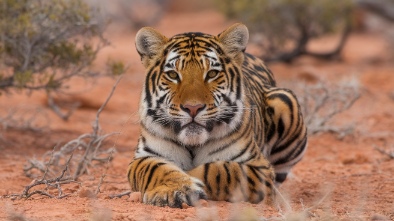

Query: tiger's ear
left=218, top=23, right=249, bottom=64
left=135, top=27, right=168, bottom=68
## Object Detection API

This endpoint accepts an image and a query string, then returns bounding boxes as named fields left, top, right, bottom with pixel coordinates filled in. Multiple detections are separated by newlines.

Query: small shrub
left=215, top=0, right=354, bottom=62
left=0, top=0, right=125, bottom=119
left=287, top=78, right=360, bottom=137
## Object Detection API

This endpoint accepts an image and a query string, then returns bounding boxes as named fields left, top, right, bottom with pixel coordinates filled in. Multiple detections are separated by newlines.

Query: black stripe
left=144, top=162, right=166, bottom=192
left=223, top=163, right=230, bottom=196
left=127, top=167, right=132, bottom=185
left=238, top=152, right=255, bottom=164
left=271, top=127, right=305, bottom=155
left=266, top=107, right=276, bottom=142
left=144, top=69, right=154, bottom=107
left=228, top=68, right=235, bottom=93
left=215, top=172, right=221, bottom=197
left=143, top=146, right=163, bottom=157
left=140, top=163, right=152, bottom=191
left=203, top=164, right=212, bottom=195
left=273, top=136, right=307, bottom=166
left=248, top=165, right=264, bottom=182
left=277, top=118, right=285, bottom=139
left=293, top=136, right=308, bottom=158
left=234, top=68, right=242, bottom=99
left=269, top=93, right=294, bottom=115
left=247, top=175, right=256, bottom=187
left=238, top=164, right=248, bottom=199
left=156, top=93, right=167, bottom=107
left=133, top=157, right=151, bottom=185
left=230, top=139, right=253, bottom=161
left=209, top=118, right=252, bottom=156
left=275, top=173, right=288, bottom=183
left=158, top=170, right=177, bottom=184
left=264, top=180, right=272, bottom=188
left=150, top=71, right=157, bottom=93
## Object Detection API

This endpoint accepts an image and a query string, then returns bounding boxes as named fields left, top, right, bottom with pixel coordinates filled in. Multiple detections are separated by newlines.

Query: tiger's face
left=136, top=24, right=249, bottom=146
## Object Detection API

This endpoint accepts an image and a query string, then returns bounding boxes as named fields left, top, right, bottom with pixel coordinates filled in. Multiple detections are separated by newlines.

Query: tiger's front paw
left=143, top=177, right=206, bottom=208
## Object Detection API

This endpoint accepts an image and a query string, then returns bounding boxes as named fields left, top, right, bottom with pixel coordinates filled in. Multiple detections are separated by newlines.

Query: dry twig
left=292, top=78, right=361, bottom=137
left=23, top=77, right=122, bottom=180
left=373, top=145, right=394, bottom=159
left=95, top=148, right=115, bottom=195
left=20, top=153, right=77, bottom=199
left=7, top=212, right=32, bottom=221
left=0, top=106, right=50, bottom=132
left=109, top=191, right=132, bottom=199
left=73, top=76, right=122, bottom=179
left=19, top=77, right=123, bottom=199
left=47, top=94, right=80, bottom=121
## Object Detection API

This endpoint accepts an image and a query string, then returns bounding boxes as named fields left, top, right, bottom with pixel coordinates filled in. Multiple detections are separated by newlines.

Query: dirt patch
left=1, top=9, right=394, bottom=221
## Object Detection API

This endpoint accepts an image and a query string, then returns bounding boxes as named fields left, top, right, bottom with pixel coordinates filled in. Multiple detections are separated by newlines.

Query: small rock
left=370, top=214, right=390, bottom=221
left=78, top=188, right=96, bottom=198
left=0, top=189, right=9, bottom=196
left=230, top=207, right=260, bottom=221
left=181, top=202, right=191, bottom=209
left=129, top=192, right=142, bottom=202
left=197, top=199, right=208, bottom=207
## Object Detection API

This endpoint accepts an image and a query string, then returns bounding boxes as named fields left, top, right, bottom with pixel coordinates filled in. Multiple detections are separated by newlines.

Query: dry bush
left=374, top=144, right=394, bottom=160
left=0, top=0, right=125, bottom=120
left=14, top=78, right=122, bottom=199
left=285, top=78, right=361, bottom=137
left=0, top=106, right=50, bottom=132
left=103, top=0, right=170, bottom=30
left=357, top=0, right=394, bottom=22
left=215, top=0, right=353, bottom=62
left=7, top=211, right=32, bottom=221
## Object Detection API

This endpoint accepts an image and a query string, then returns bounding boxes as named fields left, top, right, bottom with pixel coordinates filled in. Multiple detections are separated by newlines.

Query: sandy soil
left=0, top=9, right=394, bottom=221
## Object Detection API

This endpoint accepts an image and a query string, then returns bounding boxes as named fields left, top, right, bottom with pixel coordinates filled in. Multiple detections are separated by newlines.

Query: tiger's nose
left=180, top=104, right=206, bottom=118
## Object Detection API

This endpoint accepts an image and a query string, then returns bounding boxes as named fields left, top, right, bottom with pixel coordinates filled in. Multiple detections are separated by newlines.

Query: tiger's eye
left=167, top=71, right=178, bottom=79
left=207, top=70, right=218, bottom=79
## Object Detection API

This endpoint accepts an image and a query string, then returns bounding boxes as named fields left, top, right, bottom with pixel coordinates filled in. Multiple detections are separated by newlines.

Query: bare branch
left=20, top=153, right=76, bottom=199
left=217, top=0, right=354, bottom=62
left=357, top=0, right=394, bottom=22
left=17, top=76, right=122, bottom=200
left=47, top=93, right=80, bottom=121
left=73, top=76, right=122, bottom=179
left=373, top=145, right=394, bottom=159
left=95, top=148, right=115, bottom=195
left=287, top=78, right=361, bottom=137
left=109, top=191, right=131, bottom=199
left=0, top=106, right=50, bottom=132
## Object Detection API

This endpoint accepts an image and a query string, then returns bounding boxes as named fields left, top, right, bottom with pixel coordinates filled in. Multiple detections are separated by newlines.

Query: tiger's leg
left=127, top=157, right=206, bottom=208
left=264, top=88, right=308, bottom=184
left=187, top=154, right=275, bottom=204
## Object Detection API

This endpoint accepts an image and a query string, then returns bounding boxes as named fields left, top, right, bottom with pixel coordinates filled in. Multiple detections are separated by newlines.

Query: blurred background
left=96, top=0, right=394, bottom=60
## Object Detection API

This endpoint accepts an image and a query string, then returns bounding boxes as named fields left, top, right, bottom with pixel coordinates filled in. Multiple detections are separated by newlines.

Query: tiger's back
left=127, top=23, right=307, bottom=208
left=242, top=54, right=307, bottom=183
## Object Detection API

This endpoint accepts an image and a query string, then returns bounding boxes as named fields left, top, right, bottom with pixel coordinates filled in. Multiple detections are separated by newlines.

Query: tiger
left=127, top=23, right=307, bottom=208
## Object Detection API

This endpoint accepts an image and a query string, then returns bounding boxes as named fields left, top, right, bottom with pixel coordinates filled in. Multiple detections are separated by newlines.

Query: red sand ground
left=1, top=9, right=394, bottom=221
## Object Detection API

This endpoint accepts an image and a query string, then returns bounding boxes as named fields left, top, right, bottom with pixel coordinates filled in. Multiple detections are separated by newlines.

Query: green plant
left=216, top=0, right=354, bottom=62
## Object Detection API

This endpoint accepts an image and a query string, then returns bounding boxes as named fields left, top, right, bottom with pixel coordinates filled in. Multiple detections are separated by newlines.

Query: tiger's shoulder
left=242, top=53, right=276, bottom=88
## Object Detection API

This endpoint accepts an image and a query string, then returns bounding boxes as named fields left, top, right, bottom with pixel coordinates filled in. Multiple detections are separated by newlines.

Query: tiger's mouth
left=181, top=121, right=205, bottom=130
left=175, top=120, right=215, bottom=145
left=177, top=121, right=209, bottom=145
left=180, top=122, right=206, bottom=135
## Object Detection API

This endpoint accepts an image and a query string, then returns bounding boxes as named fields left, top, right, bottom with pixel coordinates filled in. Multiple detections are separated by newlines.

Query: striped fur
left=127, top=23, right=307, bottom=208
